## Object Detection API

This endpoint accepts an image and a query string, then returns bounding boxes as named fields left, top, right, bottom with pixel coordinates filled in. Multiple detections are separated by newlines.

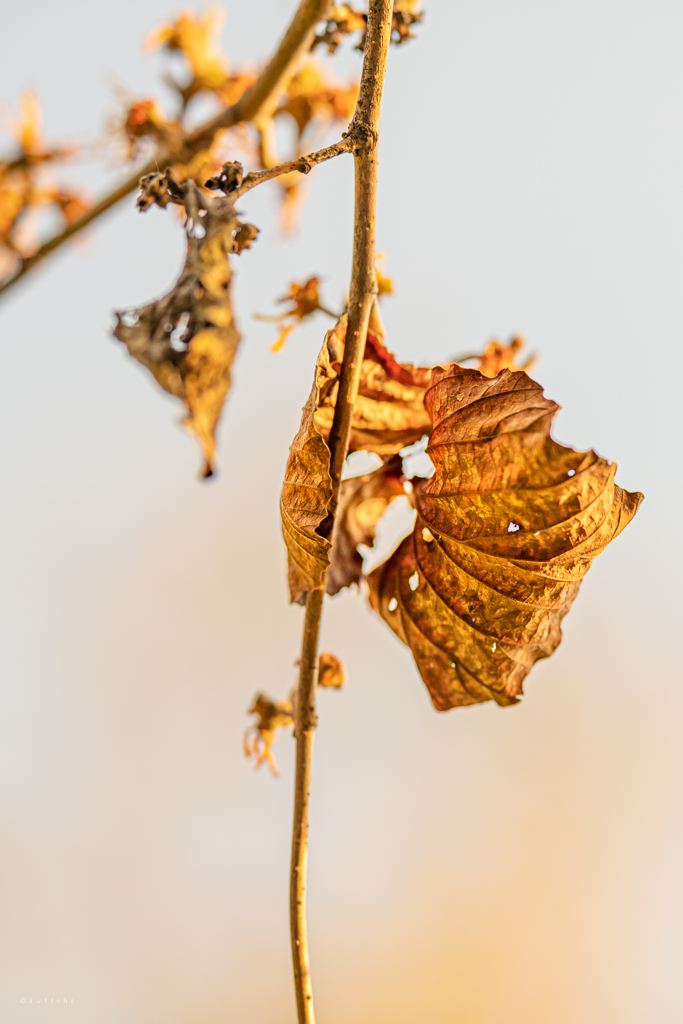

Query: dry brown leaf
left=281, top=312, right=432, bottom=604
left=313, top=309, right=433, bottom=456
left=367, top=364, right=643, bottom=711
left=317, top=651, right=346, bottom=688
left=327, top=455, right=405, bottom=595
left=280, top=333, right=337, bottom=603
left=243, top=692, right=294, bottom=776
left=113, top=169, right=257, bottom=477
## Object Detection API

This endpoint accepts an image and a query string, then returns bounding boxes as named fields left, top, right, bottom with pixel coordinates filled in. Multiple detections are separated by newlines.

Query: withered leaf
left=281, top=311, right=435, bottom=604
left=0, top=92, right=87, bottom=281
left=454, top=336, right=536, bottom=378
left=280, top=333, right=336, bottom=604
left=114, top=171, right=256, bottom=477
left=276, top=62, right=358, bottom=145
left=256, top=276, right=339, bottom=352
left=145, top=7, right=230, bottom=106
left=281, top=311, right=435, bottom=603
left=270, top=61, right=359, bottom=230
left=311, top=5, right=367, bottom=54
left=327, top=455, right=405, bottom=595
left=390, top=2, right=424, bottom=46
left=367, top=364, right=643, bottom=711
left=244, top=692, right=294, bottom=777
left=313, top=309, right=432, bottom=456
left=317, top=651, right=346, bottom=688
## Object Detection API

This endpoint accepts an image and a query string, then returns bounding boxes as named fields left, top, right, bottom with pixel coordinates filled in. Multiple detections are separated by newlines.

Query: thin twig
left=290, top=587, right=324, bottom=1024
left=0, top=0, right=332, bottom=301
left=289, top=3, right=394, bottom=1023
left=234, top=137, right=353, bottom=197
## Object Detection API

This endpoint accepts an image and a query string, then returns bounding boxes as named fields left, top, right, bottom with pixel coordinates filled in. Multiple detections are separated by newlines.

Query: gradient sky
left=1, top=2, right=682, bottom=1022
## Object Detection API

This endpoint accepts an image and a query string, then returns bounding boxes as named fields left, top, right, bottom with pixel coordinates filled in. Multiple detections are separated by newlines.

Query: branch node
left=346, top=120, right=378, bottom=152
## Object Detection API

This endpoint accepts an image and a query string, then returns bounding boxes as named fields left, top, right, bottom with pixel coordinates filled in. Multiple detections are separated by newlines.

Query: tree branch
left=289, top=3, right=393, bottom=1023
left=0, top=0, right=332, bottom=301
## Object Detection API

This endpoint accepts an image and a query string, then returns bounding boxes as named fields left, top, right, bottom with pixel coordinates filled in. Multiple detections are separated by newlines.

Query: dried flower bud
left=205, top=161, right=244, bottom=193
left=317, top=651, right=346, bottom=689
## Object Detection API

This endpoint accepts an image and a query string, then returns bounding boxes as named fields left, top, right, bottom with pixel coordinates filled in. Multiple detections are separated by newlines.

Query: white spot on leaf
left=507, top=521, right=520, bottom=532
left=388, top=597, right=398, bottom=612
left=170, top=311, right=191, bottom=351
left=409, top=572, right=419, bottom=591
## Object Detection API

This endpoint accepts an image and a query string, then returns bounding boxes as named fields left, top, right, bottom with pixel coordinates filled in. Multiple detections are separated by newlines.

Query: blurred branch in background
left=0, top=0, right=333, bottom=299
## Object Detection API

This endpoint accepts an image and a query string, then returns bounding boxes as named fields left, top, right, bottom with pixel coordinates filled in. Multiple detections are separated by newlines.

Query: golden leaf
left=145, top=6, right=230, bottom=103
left=367, top=364, right=643, bottom=710
left=375, top=252, right=394, bottom=298
left=0, top=93, right=84, bottom=277
left=271, top=61, right=358, bottom=229
left=277, top=62, right=358, bottom=143
left=9, top=92, right=42, bottom=154
left=114, top=170, right=257, bottom=477
left=215, top=70, right=258, bottom=106
left=121, top=98, right=180, bottom=158
left=455, top=336, right=536, bottom=378
left=327, top=455, right=405, bottom=595
left=49, top=188, right=91, bottom=226
left=317, top=651, right=346, bottom=688
left=257, top=276, right=338, bottom=352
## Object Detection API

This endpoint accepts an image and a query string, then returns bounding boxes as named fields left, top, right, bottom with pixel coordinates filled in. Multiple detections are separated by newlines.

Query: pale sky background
left=1, top=2, right=682, bottom=1022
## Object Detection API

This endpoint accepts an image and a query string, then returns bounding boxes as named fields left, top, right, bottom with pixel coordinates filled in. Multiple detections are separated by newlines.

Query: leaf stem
left=0, top=0, right=332, bottom=300
left=288, top=3, right=393, bottom=1022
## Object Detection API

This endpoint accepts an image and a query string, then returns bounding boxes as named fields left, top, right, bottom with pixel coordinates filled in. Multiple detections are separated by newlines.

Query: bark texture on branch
left=288, top=3, right=394, bottom=1022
